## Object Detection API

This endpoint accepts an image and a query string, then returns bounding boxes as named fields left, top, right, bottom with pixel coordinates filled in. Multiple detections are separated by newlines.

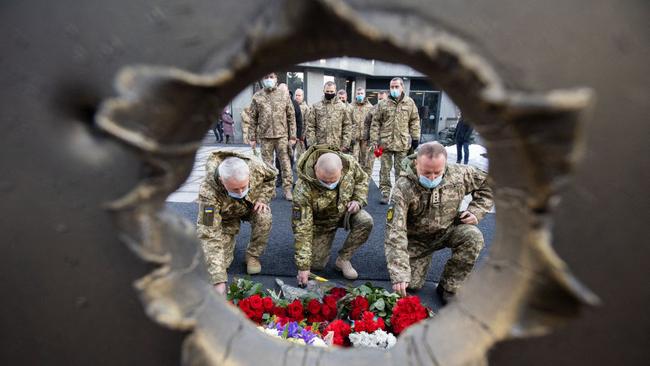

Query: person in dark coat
left=454, top=114, right=473, bottom=165
left=221, top=108, right=235, bottom=144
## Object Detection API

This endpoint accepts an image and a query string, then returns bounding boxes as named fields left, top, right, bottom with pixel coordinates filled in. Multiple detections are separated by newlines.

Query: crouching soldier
left=196, top=151, right=278, bottom=294
left=293, top=145, right=373, bottom=286
left=384, top=142, right=493, bottom=304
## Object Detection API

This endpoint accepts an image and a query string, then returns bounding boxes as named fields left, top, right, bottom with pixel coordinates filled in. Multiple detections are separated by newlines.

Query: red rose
left=262, top=297, right=274, bottom=312
left=321, top=303, right=336, bottom=321
left=308, top=313, right=324, bottom=324
left=328, top=287, right=347, bottom=300
left=325, top=320, right=352, bottom=346
left=287, top=299, right=304, bottom=321
left=390, top=296, right=428, bottom=334
left=249, top=295, right=263, bottom=310
left=238, top=298, right=251, bottom=313
left=272, top=306, right=287, bottom=318
left=307, top=299, right=322, bottom=315
left=323, top=295, right=338, bottom=309
left=349, top=296, right=369, bottom=320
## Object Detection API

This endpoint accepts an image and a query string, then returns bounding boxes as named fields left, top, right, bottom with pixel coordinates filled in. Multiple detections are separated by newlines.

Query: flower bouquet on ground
left=226, top=277, right=435, bottom=349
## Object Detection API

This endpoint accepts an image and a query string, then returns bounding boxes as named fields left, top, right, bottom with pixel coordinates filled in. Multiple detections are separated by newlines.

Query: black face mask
left=324, top=93, right=336, bottom=100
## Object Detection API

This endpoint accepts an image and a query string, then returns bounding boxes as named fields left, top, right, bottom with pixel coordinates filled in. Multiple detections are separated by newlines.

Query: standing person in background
left=248, top=73, right=297, bottom=201
left=294, top=88, right=309, bottom=159
left=370, top=78, right=421, bottom=204
left=212, top=117, right=223, bottom=143
left=221, top=108, right=235, bottom=144
left=350, top=87, right=373, bottom=165
left=305, top=81, right=352, bottom=151
left=454, top=110, right=474, bottom=165
left=288, top=90, right=303, bottom=165
left=240, top=105, right=251, bottom=145
left=360, top=90, right=388, bottom=180
left=337, top=89, right=353, bottom=124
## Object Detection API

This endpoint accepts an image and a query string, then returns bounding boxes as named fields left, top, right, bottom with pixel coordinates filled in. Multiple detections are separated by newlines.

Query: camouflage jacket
left=384, top=155, right=493, bottom=283
left=370, top=94, right=421, bottom=151
left=292, top=145, right=369, bottom=270
left=196, top=150, right=278, bottom=232
left=249, top=87, right=296, bottom=141
left=350, top=99, right=373, bottom=142
left=298, top=101, right=310, bottom=139
left=305, top=96, right=352, bottom=149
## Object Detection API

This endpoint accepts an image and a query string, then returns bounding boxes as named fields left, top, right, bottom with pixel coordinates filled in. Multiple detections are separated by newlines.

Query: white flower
left=349, top=330, right=397, bottom=349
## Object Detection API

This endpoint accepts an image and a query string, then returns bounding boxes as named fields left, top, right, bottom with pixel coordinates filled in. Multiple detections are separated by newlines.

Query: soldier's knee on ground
left=454, top=224, right=485, bottom=250
left=353, top=210, right=374, bottom=231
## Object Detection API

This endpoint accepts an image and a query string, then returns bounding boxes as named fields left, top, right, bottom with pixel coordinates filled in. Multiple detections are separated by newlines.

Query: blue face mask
left=356, top=95, right=364, bottom=103
left=390, top=89, right=401, bottom=99
left=419, top=175, right=442, bottom=189
left=319, top=180, right=339, bottom=190
left=228, top=187, right=249, bottom=200
left=262, top=78, right=276, bottom=89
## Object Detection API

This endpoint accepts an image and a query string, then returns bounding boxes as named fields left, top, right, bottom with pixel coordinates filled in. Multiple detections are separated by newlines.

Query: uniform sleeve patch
left=202, top=205, right=216, bottom=226
left=386, top=205, right=394, bottom=222
left=292, top=206, right=301, bottom=220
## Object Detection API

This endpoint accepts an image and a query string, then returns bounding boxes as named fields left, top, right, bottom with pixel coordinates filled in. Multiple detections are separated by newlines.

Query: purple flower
left=300, top=329, right=317, bottom=345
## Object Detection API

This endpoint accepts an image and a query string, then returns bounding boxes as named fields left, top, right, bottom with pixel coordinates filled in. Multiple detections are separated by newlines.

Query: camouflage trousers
left=294, top=139, right=306, bottom=163
left=407, top=224, right=484, bottom=293
left=197, top=210, right=272, bottom=284
left=358, top=140, right=375, bottom=179
left=260, top=137, right=293, bottom=191
left=310, top=209, right=374, bottom=270
left=379, top=149, right=408, bottom=198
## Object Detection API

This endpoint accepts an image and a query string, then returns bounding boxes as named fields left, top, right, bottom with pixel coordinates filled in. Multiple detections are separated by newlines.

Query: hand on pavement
left=214, top=282, right=227, bottom=295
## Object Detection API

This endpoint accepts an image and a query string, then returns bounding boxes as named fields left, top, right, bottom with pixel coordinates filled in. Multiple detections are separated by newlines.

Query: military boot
left=245, top=254, right=262, bottom=275
left=335, top=257, right=358, bottom=280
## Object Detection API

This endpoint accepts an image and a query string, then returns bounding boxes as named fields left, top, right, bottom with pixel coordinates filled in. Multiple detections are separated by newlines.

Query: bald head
left=315, top=153, right=343, bottom=184
left=415, top=142, right=447, bottom=180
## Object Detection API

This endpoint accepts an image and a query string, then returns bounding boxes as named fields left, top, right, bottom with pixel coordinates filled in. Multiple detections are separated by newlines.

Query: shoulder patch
left=202, top=205, right=216, bottom=226
left=386, top=205, right=394, bottom=222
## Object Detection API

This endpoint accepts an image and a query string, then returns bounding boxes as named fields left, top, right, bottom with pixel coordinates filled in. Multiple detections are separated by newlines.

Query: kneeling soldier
left=196, top=151, right=277, bottom=294
left=293, top=145, right=373, bottom=286
left=384, top=142, right=493, bottom=303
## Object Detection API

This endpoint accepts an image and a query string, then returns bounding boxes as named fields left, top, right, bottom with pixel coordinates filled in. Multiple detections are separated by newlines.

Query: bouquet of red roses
left=389, top=296, right=429, bottom=335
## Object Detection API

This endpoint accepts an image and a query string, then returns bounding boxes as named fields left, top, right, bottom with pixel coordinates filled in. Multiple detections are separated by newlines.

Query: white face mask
left=262, top=78, right=276, bottom=89
left=227, top=186, right=249, bottom=199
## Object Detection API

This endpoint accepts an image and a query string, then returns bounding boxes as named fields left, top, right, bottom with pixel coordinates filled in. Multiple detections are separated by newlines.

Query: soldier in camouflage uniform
left=370, top=78, right=421, bottom=203
left=292, top=145, right=373, bottom=286
left=248, top=72, right=297, bottom=200
left=294, top=88, right=309, bottom=160
left=337, top=89, right=354, bottom=118
left=196, top=151, right=278, bottom=294
left=350, top=87, right=374, bottom=165
left=305, top=81, right=352, bottom=151
left=360, top=90, right=388, bottom=179
left=240, top=105, right=251, bottom=145
left=384, top=142, right=493, bottom=303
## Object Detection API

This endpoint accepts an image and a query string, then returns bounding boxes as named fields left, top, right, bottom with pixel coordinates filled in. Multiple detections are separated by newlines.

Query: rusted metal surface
left=1, top=0, right=648, bottom=365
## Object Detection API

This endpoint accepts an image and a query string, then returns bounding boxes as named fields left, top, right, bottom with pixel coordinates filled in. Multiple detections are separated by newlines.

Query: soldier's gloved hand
left=289, top=137, right=297, bottom=146
left=346, top=201, right=361, bottom=214
left=459, top=211, right=478, bottom=225
left=297, top=270, right=310, bottom=287
left=214, top=282, right=227, bottom=295
left=253, top=201, right=270, bottom=213
left=392, top=282, right=408, bottom=297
